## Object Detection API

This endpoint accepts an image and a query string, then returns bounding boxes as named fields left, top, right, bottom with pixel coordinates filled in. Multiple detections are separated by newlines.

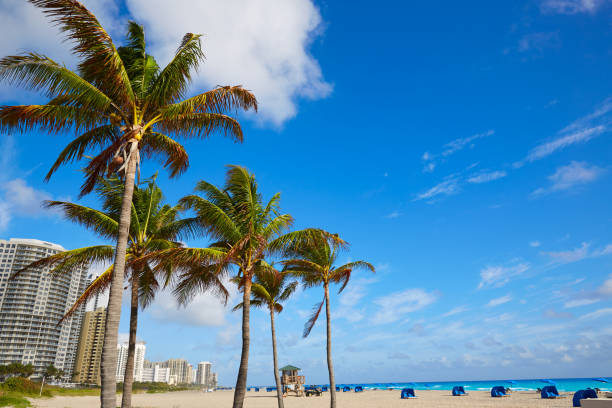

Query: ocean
left=325, top=378, right=610, bottom=392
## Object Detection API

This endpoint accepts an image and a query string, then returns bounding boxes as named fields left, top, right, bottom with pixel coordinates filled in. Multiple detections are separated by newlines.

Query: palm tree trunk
left=270, top=309, right=284, bottom=408
left=232, top=278, right=252, bottom=408
left=324, top=283, right=336, bottom=408
left=121, top=275, right=139, bottom=408
left=100, top=149, right=138, bottom=408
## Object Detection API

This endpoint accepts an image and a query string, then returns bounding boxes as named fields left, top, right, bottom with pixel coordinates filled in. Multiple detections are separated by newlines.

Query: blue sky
left=1, top=0, right=612, bottom=385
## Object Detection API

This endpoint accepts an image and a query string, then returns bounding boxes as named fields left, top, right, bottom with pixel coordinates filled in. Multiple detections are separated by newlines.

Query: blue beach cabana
left=573, top=389, right=598, bottom=407
left=541, top=385, right=561, bottom=399
left=321, top=386, right=328, bottom=392
left=452, top=386, right=467, bottom=396
left=401, top=388, right=416, bottom=399
left=355, top=386, right=363, bottom=392
left=342, top=386, right=350, bottom=392
left=491, top=386, right=508, bottom=397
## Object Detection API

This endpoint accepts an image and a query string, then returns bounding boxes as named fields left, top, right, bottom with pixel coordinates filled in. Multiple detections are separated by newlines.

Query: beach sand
left=30, top=389, right=578, bottom=407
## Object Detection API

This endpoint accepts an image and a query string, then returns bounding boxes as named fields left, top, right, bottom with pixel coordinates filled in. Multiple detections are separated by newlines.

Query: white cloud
left=148, top=283, right=238, bottom=327
left=442, top=305, right=469, bottom=317
left=385, top=210, right=401, bottom=219
left=543, top=242, right=590, bottom=264
left=596, top=273, right=612, bottom=297
left=414, top=177, right=460, bottom=201
left=524, top=127, right=605, bottom=165
left=371, top=288, right=437, bottom=324
left=540, top=0, right=611, bottom=14
left=441, top=130, right=495, bottom=157
left=125, top=0, right=331, bottom=125
left=478, top=263, right=529, bottom=289
left=532, top=161, right=603, bottom=196
left=564, top=298, right=600, bottom=308
left=543, top=242, right=612, bottom=265
left=530, top=241, right=541, bottom=247
left=486, top=294, right=513, bottom=307
left=516, top=32, right=560, bottom=53
left=580, top=307, right=612, bottom=320
left=467, top=170, right=507, bottom=184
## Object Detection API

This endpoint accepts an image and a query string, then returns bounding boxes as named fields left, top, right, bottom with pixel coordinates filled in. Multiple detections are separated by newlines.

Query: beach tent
left=321, top=386, right=328, bottom=392
left=452, top=386, right=467, bottom=396
left=342, top=386, right=350, bottom=392
left=355, top=386, right=363, bottom=392
left=541, top=385, right=561, bottom=399
left=573, top=389, right=598, bottom=407
left=401, top=388, right=416, bottom=399
left=335, top=386, right=340, bottom=391
left=491, top=386, right=507, bottom=397
left=254, top=387, right=259, bottom=392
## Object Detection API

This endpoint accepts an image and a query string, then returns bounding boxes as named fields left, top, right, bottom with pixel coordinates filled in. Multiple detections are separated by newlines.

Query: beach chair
left=491, top=386, right=508, bottom=397
left=355, top=386, right=363, bottom=392
left=541, top=385, right=562, bottom=399
left=452, top=386, right=467, bottom=396
left=401, top=388, right=416, bottom=399
left=573, top=389, right=598, bottom=407
left=343, top=386, right=351, bottom=392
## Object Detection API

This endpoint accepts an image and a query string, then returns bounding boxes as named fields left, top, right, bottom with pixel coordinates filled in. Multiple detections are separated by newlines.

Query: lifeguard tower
left=280, top=365, right=305, bottom=397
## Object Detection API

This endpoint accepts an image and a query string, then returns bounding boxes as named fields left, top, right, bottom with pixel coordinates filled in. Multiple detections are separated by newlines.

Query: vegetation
left=283, top=234, right=375, bottom=408
left=16, top=176, right=227, bottom=407
left=234, top=265, right=298, bottom=408
left=0, top=1, right=256, bottom=407
left=0, top=364, right=34, bottom=380
left=144, top=165, right=333, bottom=408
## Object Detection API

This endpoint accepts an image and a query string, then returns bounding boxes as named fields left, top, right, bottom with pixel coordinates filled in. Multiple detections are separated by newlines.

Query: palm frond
left=303, top=298, right=324, bottom=338
left=179, top=195, right=241, bottom=243
left=45, top=125, right=119, bottom=181
left=331, top=261, right=375, bottom=293
left=45, top=201, right=119, bottom=239
left=0, top=104, right=102, bottom=134
left=160, top=85, right=257, bottom=116
left=0, top=53, right=113, bottom=112
left=148, top=32, right=204, bottom=107
left=232, top=299, right=264, bottom=312
left=58, top=264, right=113, bottom=325
left=140, top=132, right=188, bottom=178
left=29, top=0, right=135, bottom=108
left=172, top=263, right=230, bottom=306
left=157, top=112, right=244, bottom=142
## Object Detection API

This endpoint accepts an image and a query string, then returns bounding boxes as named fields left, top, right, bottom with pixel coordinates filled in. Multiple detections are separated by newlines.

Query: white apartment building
left=116, top=341, right=146, bottom=382
left=196, top=361, right=212, bottom=387
left=0, top=238, right=88, bottom=379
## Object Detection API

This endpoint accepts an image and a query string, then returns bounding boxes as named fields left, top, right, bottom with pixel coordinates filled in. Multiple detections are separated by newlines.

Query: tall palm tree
left=0, top=2, right=256, bottom=405
left=233, top=264, right=298, bottom=408
left=14, top=176, right=227, bottom=408
left=282, top=235, right=375, bottom=408
left=142, top=165, right=333, bottom=408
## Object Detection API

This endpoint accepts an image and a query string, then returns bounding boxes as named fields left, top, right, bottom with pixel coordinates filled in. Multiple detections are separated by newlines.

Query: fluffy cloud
left=478, top=263, right=529, bottom=289
left=124, top=0, right=331, bottom=125
left=0, top=0, right=329, bottom=126
left=532, top=161, right=603, bottom=196
left=486, top=294, right=513, bottom=307
left=371, top=288, right=437, bottom=324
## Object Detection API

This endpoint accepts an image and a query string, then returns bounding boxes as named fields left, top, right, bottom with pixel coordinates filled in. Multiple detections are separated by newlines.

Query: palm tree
left=233, top=264, right=298, bottom=408
left=14, top=176, right=227, bottom=408
left=282, top=235, right=375, bottom=408
left=142, top=165, right=333, bottom=408
left=0, top=2, right=256, bottom=405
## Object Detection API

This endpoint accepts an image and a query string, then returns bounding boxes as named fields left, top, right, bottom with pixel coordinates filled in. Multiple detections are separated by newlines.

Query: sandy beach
left=29, top=389, right=578, bottom=407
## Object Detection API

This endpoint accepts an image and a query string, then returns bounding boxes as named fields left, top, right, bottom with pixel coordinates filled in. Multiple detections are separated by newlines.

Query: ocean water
left=300, top=378, right=611, bottom=393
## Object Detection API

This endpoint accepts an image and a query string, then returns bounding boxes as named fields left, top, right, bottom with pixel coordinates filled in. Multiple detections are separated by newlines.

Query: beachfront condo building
left=0, top=238, right=88, bottom=379
left=196, top=361, right=212, bottom=387
left=73, top=307, right=106, bottom=385
left=116, top=341, right=146, bottom=382
left=164, top=358, right=191, bottom=384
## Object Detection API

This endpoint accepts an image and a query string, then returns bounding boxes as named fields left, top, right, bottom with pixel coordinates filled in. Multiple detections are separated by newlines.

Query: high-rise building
left=196, top=361, right=212, bottom=387
left=0, top=238, right=88, bottom=379
left=165, top=358, right=190, bottom=384
left=115, top=341, right=146, bottom=382
left=186, top=364, right=194, bottom=385
left=73, top=307, right=106, bottom=384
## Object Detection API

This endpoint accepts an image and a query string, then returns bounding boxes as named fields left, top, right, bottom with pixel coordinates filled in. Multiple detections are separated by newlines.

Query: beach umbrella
left=592, top=378, right=609, bottom=383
